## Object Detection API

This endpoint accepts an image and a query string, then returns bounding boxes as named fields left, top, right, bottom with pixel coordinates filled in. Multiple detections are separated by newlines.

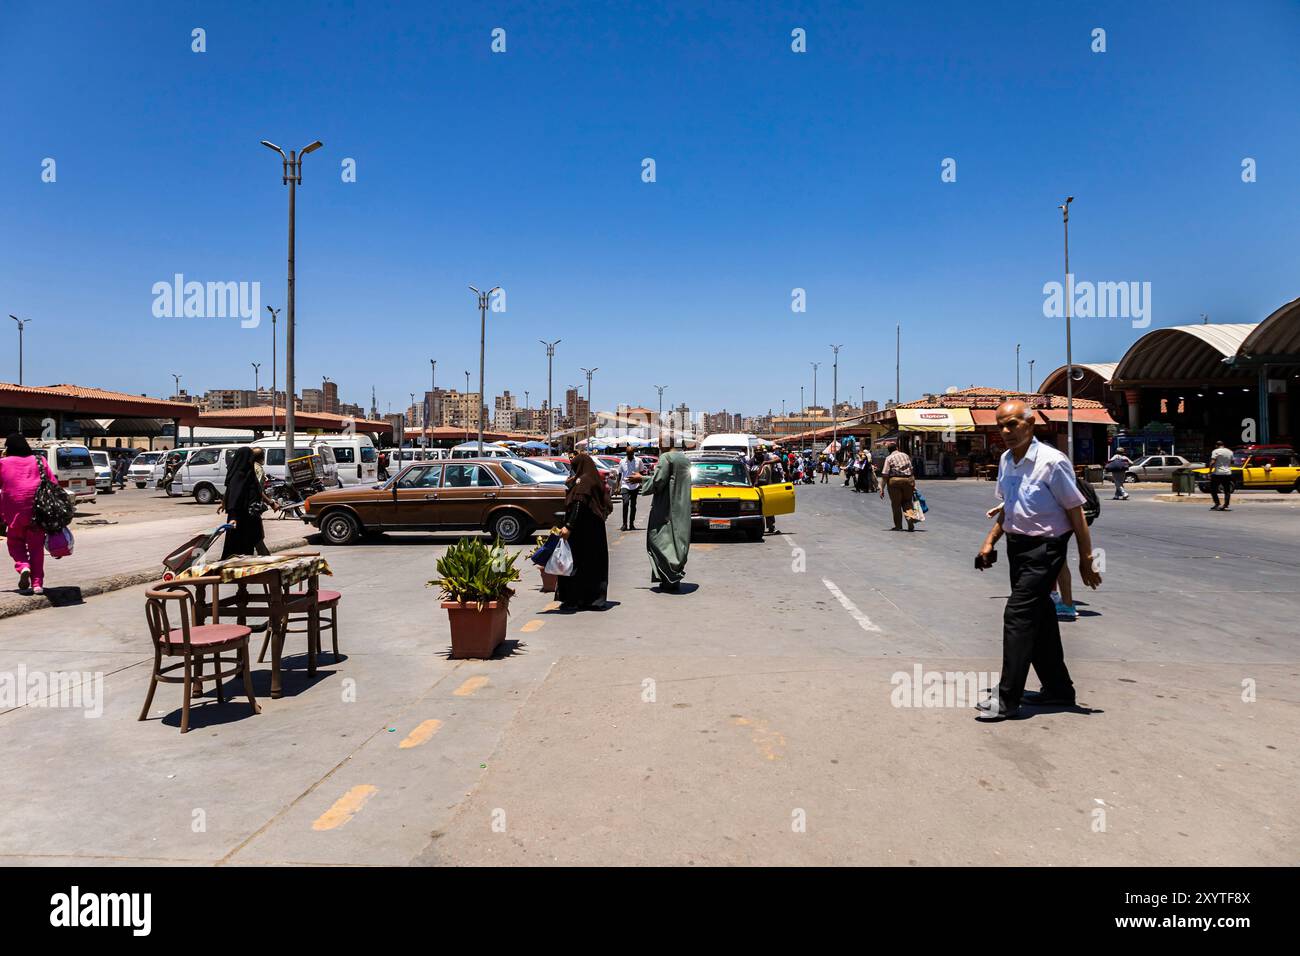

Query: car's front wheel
left=320, top=510, right=361, bottom=546
left=135, top=482, right=146, bottom=489
left=194, top=484, right=217, bottom=505
left=490, top=510, right=529, bottom=545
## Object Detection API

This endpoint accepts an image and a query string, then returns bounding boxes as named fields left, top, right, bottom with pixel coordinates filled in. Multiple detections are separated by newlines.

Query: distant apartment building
left=494, top=390, right=518, bottom=429
left=742, top=414, right=773, bottom=434
left=703, top=410, right=743, bottom=434
left=204, top=389, right=259, bottom=411
left=321, top=379, right=340, bottom=414
left=863, top=400, right=879, bottom=414
left=565, top=388, right=590, bottom=429
left=338, top=402, right=365, bottom=420
left=301, top=388, right=324, bottom=413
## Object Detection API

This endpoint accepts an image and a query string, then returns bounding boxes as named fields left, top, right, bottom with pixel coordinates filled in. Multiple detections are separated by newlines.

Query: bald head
left=995, top=399, right=1037, bottom=456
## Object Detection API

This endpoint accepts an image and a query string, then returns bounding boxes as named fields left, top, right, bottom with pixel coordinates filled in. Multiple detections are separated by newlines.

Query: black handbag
left=32, top=457, right=77, bottom=534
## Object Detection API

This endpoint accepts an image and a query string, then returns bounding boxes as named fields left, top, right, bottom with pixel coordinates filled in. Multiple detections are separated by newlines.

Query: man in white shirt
left=1207, top=440, right=1235, bottom=511
left=1104, top=447, right=1133, bottom=500
left=618, top=447, right=643, bottom=531
left=975, top=400, right=1102, bottom=719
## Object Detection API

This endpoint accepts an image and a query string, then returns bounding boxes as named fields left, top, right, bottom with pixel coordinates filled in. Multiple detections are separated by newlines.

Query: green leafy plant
left=428, top=537, right=520, bottom=609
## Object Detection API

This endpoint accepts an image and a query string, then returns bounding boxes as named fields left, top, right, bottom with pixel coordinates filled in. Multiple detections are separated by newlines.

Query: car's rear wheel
left=135, top=482, right=146, bottom=489
left=194, top=483, right=217, bottom=505
left=490, top=510, right=528, bottom=545
left=320, top=510, right=361, bottom=546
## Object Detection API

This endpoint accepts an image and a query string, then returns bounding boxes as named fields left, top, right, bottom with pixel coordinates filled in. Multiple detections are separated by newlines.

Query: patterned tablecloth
left=176, top=553, right=332, bottom=586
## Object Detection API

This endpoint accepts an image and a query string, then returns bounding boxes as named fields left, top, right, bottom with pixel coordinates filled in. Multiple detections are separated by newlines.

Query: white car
left=128, top=451, right=164, bottom=488
left=1125, top=454, right=1203, bottom=482
left=89, top=450, right=114, bottom=494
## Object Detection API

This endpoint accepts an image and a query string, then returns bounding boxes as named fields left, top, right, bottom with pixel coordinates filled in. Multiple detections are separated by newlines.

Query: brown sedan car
left=302, top=458, right=567, bottom=545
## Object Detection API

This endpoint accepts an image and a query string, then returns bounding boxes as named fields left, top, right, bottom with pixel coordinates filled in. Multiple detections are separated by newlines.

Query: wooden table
left=180, top=553, right=331, bottom=699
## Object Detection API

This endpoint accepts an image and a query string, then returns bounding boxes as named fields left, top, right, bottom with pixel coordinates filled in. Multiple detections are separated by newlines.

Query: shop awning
left=971, top=409, right=1000, bottom=426
left=1039, top=408, right=1117, bottom=425
left=895, top=407, right=975, bottom=433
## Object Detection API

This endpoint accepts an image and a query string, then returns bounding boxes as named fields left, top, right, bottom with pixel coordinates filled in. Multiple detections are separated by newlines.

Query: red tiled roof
left=199, top=405, right=393, bottom=433
left=0, top=381, right=202, bottom=423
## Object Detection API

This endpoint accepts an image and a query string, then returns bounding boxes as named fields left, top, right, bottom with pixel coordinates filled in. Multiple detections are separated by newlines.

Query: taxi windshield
left=690, top=461, right=749, bottom=487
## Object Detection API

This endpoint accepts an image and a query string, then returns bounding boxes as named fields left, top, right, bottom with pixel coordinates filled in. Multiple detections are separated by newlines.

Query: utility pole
left=540, top=339, right=561, bottom=451
left=580, top=367, right=598, bottom=445
left=267, top=306, right=279, bottom=435
left=811, top=362, right=820, bottom=412
left=171, top=373, right=182, bottom=399
left=830, top=344, right=843, bottom=458
left=8, top=315, right=31, bottom=386
left=800, top=385, right=804, bottom=415
left=464, top=370, right=471, bottom=444
left=1059, top=196, right=1075, bottom=463
left=469, top=286, right=500, bottom=455
left=262, top=137, right=323, bottom=462
left=654, top=384, right=667, bottom=428
left=895, top=324, right=900, bottom=406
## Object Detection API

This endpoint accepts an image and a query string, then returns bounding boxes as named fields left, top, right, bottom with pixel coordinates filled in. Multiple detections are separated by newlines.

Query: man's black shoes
left=974, top=698, right=1021, bottom=720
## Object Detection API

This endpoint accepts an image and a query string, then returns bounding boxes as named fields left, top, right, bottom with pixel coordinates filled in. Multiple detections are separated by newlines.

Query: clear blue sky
left=3, top=0, right=1298, bottom=418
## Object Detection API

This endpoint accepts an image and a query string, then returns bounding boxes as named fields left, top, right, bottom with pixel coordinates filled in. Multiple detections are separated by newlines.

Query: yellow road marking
left=453, top=675, right=490, bottom=697
left=520, top=619, right=544, bottom=633
left=543, top=601, right=561, bottom=612
left=399, top=719, right=443, bottom=749
left=731, top=716, right=786, bottom=761
left=694, top=543, right=718, bottom=552
left=312, top=784, right=378, bottom=831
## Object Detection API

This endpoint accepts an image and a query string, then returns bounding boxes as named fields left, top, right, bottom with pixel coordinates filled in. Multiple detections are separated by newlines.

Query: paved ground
left=0, top=480, right=1294, bottom=865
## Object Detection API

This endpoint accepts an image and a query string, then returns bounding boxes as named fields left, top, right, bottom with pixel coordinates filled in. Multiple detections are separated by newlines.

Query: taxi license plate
left=708, top=519, right=730, bottom=530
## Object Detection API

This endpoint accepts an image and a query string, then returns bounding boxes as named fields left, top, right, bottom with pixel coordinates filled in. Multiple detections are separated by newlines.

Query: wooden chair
left=259, top=588, right=340, bottom=664
left=141, top=583, right=260, bottom=733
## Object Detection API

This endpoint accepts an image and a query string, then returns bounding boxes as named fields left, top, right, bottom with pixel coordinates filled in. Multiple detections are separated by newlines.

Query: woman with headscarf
left=220, top=446, right=267, bottom=558
left=556, top=451, right=612, bottom=609
left=0, top=434, right=49, bottom=594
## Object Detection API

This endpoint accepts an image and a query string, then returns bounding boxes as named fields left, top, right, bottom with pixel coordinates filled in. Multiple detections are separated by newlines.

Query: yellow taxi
left=687, top=453, right=795, bottom=540
left=1192, top=445, right=1300, bottom=493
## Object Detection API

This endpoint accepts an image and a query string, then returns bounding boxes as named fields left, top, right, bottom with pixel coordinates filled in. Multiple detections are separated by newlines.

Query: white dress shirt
left=996, top=439, right=1086, bottom=537
left=619, top=458, right=642, bottom=492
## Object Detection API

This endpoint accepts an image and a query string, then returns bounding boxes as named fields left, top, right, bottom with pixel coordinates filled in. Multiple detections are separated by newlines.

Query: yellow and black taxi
left=1192, top=445, right=1300, bottom=493
left=687, top=452, right=795, bottom=541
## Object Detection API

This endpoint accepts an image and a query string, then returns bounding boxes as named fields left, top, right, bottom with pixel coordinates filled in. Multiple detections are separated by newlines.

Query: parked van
left=153, top=447, right=194, bottom=491
left=179, top=444, right=249, bottom=504
left=449, top=441, right=517, bottom=459
left=698, top=433, right=761, bottom=456
left=316, top=434, right=379, bottom=486
left=32, top=440, right=97, bottom=503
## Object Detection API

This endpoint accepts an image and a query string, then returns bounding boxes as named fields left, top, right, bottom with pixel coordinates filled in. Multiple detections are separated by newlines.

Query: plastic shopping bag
left=46, top=527, right=75, bottom=559
left=544, top=538, right=575, bottom=577
left=530, top=533, right=560, bottom=567
left=913, top=490, right=929, bottom=514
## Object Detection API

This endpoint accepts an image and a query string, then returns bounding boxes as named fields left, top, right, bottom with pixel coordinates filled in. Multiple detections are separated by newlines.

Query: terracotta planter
left=538, top=568, right=557, bottom=593
left=442, top=597, right=510, bottom=659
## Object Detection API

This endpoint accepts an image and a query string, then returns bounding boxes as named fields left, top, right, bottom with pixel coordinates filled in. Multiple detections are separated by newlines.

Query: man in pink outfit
left=0, top=433, right=49, bottom=594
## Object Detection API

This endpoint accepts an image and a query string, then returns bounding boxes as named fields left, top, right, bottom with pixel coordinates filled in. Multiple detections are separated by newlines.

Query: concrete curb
left=1152, top=493, right=1297, bottom=504
left=0, top=534, right=313, bottom=621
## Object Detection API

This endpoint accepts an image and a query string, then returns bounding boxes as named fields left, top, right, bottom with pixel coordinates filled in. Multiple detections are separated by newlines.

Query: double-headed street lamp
left=830, top=344, right=843, bottom=457
left=540, top=339, right=561, bottom=451
left=469, top=285, right=501, bottom=455
left=8, top=315, right=31, bottom=386
left=580, top=367, right=598, bottom=445
left=252, top=362, right=261, bottom=392
left=266, top=306, right=280, bottom=435
left=171, top=373, right=182, bottom=398
left=653, top=384, right=667, bottom=429
left=261, top=137, right=323, bottom=462
left=464, top=370, right=471, bottom=444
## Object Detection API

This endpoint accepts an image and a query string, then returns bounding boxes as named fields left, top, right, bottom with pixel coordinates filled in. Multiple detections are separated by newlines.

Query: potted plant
left=429, top=538, right=520, bottom=659
left=529, top=533, right=559, bottom=593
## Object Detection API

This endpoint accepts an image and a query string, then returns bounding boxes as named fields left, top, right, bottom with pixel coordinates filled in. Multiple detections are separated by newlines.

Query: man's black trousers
left=997, top=531, right=1075, bottom=710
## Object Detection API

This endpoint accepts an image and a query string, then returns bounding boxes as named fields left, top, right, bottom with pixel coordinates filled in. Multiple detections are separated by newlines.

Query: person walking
left=974, top=400, right=1102, bottom=719
left=639, top=432, right=692, bottom=592
left=160, top=451, right=183, bottom=496
left=220, top=447, right=268, bottom=558
left=819, top=455, right=830, bottom=484
left=0, top=434, right=50, bottom=594
left=1207, top=440, right=1235, bottom=511
left=112, top=454, right=130, bottom=489
left=879, top=445, right=917, bottom=531
left=556, top=451, right=612, bottom=610
left=843, top=452, right=855, bottom=487
left=753, top=452, right=780, bottom=534
left=1104, top=447, right=1132, bottom=500
left=619, top=446, right=643, bottom=531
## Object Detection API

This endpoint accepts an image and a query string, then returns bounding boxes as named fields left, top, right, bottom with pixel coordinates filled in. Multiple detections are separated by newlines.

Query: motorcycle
left=265, top=474, right=323, bottom=519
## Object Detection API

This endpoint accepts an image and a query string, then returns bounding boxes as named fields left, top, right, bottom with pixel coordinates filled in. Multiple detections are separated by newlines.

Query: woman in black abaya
left=556, top=452, right=611, bottom=610
left=220, top=447, right=267, bottom=558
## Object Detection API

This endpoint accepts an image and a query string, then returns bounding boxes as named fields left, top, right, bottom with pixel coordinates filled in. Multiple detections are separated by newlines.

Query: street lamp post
left=266, top=306, right=279, bottom=435
left=800, top=385, right=804, bottom=415
left=252, top=362, right=261, bottom=393
left=8, top=315, right=31, bottom=386
left=1016, top=343, right=1021, bottom=392
left=1059, top=196, right=1075, bottom=462
left=464, top=370, right=471, bottom=444
left=540, top=339, right=561, bottom=452
left=811, top=362, right=820, bottom=412
left=580, top=367, right=598, bottom=445
left=468, top=286, right=500, bottom=455
left=830, top=344, right=843, bottom=458
left=653, top=384, right=667, bottom=431
left=895, top=324, right=900, bottom=406
left=1028, top=359, right=1036, bottom=392
left=427, top=359, right=436, bottom=449
left=409, top=392, right=415, bottom=447
left=171, top=373, right=182, bottom=399
left=262, top=137, right=323, bottom=463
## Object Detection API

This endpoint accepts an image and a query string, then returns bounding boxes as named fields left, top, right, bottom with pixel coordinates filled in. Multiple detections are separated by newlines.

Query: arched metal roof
left=1112, top=324, right=1257, bottom=384
left=1038, top=362, right=1118, bottom=394
left=1240, top=295, right=1300, bottom=358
